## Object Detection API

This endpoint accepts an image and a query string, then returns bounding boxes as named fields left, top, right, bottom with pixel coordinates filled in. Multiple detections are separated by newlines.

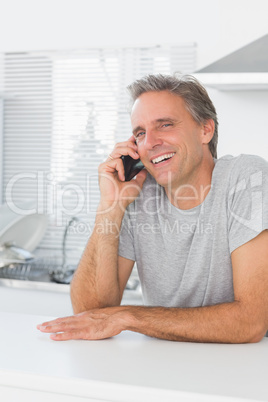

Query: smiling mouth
left=151, top=152, right=175, bottom=165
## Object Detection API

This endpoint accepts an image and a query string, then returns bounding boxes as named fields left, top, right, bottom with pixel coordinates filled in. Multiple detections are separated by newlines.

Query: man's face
left=131, top=90, right=207, bottom=190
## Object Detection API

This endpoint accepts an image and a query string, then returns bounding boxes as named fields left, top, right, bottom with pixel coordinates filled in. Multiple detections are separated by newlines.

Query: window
left=1, top=44, right=196, bottom=264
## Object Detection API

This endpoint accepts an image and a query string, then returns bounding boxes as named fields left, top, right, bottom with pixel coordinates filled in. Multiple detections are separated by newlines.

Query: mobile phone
left=121, top=155, right=144, bottom=181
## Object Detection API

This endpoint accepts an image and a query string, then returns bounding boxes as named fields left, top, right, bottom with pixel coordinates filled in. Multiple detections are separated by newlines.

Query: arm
left=70, top=136, right=147, bottom=313
left=126, top=229, right=268, bottom=343
left=70, top=209, right=135, bottom=312
left=38, top=230, right=267, bottom=343
left=125, top=229, right=268, bottom=343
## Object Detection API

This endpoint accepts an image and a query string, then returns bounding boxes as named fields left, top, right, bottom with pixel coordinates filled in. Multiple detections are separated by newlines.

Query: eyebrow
left=132, top=117, right=176, bottom=136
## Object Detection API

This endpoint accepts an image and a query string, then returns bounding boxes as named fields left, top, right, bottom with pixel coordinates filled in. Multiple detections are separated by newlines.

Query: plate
left=0, top=202, right=48, bottom=252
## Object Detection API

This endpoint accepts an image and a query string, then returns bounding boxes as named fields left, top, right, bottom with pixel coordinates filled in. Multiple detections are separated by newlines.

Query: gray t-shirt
left=118, top=154, right=268, bottom=308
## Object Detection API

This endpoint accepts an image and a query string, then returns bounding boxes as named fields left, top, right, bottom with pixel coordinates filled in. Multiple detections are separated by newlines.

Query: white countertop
left=0, top=311, right=267, bottom=402
left=0, top=280, right=143, bottom=317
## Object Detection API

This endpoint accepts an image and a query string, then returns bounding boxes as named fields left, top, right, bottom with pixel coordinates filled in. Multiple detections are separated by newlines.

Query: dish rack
left=0, top=257, right=76, bottom=284
left=0, top=217, right=80, bottom=284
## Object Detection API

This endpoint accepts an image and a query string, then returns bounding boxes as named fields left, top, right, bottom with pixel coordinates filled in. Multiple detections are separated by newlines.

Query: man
left=37, top=74, right=268, bottom=343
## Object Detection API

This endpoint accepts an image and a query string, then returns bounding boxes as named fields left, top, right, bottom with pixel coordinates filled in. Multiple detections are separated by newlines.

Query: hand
left=37, top=307, right=125, bottom=341
left=98, top=136, right=147, bottom=211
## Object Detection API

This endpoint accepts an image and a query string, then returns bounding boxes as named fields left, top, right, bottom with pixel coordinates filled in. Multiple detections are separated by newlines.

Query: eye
left=136, top=131, right=145, bottom=138
left=162, top=123, right=172, bottom=128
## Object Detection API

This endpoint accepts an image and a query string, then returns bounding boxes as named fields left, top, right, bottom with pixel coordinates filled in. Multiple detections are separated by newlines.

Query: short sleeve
left=118, top=205, right=136, bottom=261
left=228, top=155, right=268, bottom=253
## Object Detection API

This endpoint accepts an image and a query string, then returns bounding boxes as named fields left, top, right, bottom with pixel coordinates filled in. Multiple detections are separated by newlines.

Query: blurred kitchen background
left=0, top=0, right=267, bottom=315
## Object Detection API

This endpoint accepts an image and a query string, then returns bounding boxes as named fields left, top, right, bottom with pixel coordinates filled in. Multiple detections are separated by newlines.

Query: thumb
left=134, top=169, right=147, bottom=188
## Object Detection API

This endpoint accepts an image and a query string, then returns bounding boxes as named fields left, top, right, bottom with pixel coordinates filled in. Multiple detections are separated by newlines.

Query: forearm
left=71, top=204, right=125, bottom=313
left=38, top=297, right=266, bottom=343
left=119, top=302, right=265, bottom=343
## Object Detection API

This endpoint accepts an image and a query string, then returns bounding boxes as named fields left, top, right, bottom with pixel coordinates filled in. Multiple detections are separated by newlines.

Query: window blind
left=2, top=44, right=196, bottom=264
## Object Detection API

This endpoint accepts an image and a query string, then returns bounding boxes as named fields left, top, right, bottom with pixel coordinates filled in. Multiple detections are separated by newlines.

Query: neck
left=165, top=155, right=215, bottom=210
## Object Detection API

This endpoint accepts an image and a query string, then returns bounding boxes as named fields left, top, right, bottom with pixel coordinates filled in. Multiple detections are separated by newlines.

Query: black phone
left=121, top=155, right=144, bottom=181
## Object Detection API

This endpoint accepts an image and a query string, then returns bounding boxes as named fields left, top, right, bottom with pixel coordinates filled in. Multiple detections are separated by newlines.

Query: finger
left=127, top=134, right=137, bottom=143
left=134, top=169, right=147, bottom=187
left=38, top=318, right=81, bottom=333
left=50, top=330, right=85, bottom=341
left=38, top=323, right=65, bottom=333
left=108, top=140, right=138, bottom=160
left=108, top=147, right=139, bottom=162
left=37, top=319, right=61, bottom=330
left=117, top=138, right=137, bottom=149
left=49, top=327, right=114, bottom=341
left=100, top=158, right=126, bottom=182
left=118, top=140, right=138, bottom=152
left=37, top=315, right=74, bottom=329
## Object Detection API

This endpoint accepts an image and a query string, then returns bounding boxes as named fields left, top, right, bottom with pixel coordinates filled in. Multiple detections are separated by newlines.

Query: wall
left=0, top=99, right=2, bottom=202
left=210, top=89, right=268, bottom=160
left=0, top=0, right=267, bottom=169
left=1, top=0, right=268, bottom=69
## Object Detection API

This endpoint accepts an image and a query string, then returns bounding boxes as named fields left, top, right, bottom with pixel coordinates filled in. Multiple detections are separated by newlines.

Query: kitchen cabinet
left=194, top=73, right=268, bottom=91
left=0, top=311, right=267, bottom=402
left=194, top=34, right=268, bottom=91
left=0, top=281, right=73, bottom=316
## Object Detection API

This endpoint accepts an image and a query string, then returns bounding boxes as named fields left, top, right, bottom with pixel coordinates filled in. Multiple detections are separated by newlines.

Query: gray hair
left=127, top=74, right=218, bottom=159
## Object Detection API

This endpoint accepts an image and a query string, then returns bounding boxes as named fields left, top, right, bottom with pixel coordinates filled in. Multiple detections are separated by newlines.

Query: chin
left=152, top=171, right=174, bottom=188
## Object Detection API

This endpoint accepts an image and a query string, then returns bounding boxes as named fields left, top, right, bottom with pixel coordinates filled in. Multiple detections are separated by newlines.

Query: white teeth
left=152, top=153, right=175, bottom=164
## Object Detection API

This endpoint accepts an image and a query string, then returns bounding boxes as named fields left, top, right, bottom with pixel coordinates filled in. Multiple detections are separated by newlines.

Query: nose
left=144, top=128, right=163, bottom=150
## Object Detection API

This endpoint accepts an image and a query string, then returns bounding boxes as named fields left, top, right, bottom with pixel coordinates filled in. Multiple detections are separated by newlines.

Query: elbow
left=70, top=278, right=122, bottom=314
left=246, top=312, right=267, bottom=343
left=70, top=277, right=91, bottom=314
left=237, top=321, right=267, bottom=344
left=70, top=286, right=87, bottom=314
left=247, top=325, right=267, bottom=343
left=230, top=301, right=267, bottom=343
left=230, top=329, right=266, bottom=344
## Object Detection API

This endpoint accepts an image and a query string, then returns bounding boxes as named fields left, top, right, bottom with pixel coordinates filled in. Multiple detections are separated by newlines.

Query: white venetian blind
left=2, top=44, right=196, bottom=263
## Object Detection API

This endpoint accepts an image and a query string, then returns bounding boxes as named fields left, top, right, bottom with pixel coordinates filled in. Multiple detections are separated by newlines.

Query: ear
left=201, top=119, right=215, bottom=145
